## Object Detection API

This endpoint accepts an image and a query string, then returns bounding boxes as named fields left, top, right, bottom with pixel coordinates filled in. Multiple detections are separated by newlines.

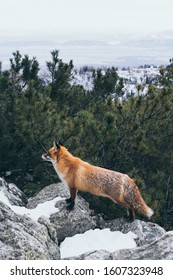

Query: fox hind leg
left=129, top=206, right=135, bottom=221
left=124, top=206, right=135, bottom=222
left=113, top=197, right=135, bottom=221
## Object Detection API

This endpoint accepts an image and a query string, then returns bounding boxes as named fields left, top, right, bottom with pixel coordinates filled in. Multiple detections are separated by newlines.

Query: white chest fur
left=51, top=161, right=68, bottom=187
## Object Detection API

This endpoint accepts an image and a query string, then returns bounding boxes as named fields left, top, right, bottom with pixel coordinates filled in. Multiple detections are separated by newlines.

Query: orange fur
left=42, top=142, right=154, bottom=220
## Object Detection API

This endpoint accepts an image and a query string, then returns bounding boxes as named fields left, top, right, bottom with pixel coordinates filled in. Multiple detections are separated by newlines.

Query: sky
left=0, top=0, right=173, bottom=67
left=0, top=0, right=173, bottom=39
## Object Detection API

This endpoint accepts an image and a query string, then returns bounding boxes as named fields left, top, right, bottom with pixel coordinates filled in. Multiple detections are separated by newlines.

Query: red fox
left=42, top=141, right=154, bottom=220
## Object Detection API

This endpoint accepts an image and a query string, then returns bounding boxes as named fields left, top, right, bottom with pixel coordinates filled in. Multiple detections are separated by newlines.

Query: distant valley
left=0, top=30, right=173, bottom=69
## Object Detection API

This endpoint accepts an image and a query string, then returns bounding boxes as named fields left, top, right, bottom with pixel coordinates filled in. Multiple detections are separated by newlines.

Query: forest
left=0, top=50, right=173, bottom=230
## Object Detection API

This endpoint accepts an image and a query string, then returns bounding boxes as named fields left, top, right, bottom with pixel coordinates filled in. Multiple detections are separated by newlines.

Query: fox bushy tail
left=124, top=182, right=154, bottom=218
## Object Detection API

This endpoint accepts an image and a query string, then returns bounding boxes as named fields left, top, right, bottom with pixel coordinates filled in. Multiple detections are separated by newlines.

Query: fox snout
left=42, top=153, right=51, bottom=161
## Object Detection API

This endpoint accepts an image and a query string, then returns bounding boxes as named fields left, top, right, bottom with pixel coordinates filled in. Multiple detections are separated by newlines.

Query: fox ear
left=54, top=141, right=60, bottom=150
left=58, top=140, right=64, bottom=146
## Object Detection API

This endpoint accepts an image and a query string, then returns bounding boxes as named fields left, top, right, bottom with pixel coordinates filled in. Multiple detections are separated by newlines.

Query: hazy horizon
left=0, top=0, right=173, bottom=68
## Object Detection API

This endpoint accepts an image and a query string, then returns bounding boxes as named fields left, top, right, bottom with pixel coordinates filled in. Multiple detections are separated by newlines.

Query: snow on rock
left=112, top=231, right=173, bottom=260
left=65, top=231, right=173, bottom=260
left=60, top=228, right=137, bottom=258
left=0, top=178, right=171, bottom=260
left=0, top=178, right=60, bottom=259
left=0, top=188, right=64, bottom=222
left=100, top=218, right=166, bottom=247
left=27, top=182, right=97, bottom=242
left=0, top=177, right=27, bottom=206
left=0, top=201, right=60, bottom=259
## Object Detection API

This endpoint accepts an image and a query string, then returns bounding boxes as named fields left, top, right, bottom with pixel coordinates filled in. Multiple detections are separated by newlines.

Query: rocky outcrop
left=27, top=183, right=97, bottom=242
left=65, top=230, right=173, bottom=260
left=65, top=249, right=112, bottom=260
left=99, top=218, right=166, bottom=247
left=49, top=200, right=96, bottom=242
left=65, top=231, right=173, bottom=260
left=112, top=231, right=173, bottom=259
left=0, top=178, right=172, bottom=260
left=0, top=201, right=60, bottom=260
left=27, top=183, right=68, bottom=208
left=64, top=220, right=170, bottom=260
left=0, top=178, right=27, bottom=206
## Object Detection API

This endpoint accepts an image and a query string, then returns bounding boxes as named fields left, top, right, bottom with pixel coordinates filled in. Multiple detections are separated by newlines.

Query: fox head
left=42, top=141, right=66, bottom=164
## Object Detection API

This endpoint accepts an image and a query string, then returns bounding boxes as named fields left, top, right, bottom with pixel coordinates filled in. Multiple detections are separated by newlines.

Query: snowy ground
left=71, top=65, right=160, bottom=97
left=60, top=229, right=137, bottom=258
left=0, top=185, right=137, bottom=258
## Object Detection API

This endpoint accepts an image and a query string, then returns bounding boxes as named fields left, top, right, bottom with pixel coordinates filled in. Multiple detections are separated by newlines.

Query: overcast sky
left=0, top=0, right=173, bottom=40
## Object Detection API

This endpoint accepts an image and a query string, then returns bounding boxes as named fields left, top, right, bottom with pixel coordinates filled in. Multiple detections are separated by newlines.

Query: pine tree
left=46, top=50, right=73, bottom=104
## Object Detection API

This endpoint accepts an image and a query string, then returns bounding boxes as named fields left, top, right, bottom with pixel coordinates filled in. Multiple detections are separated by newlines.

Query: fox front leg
left=66, top=187, right=77, bottom=210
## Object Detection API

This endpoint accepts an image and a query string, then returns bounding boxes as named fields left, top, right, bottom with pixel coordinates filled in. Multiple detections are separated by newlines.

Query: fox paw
left=66, top=198, right=72, bottom=204
left=66, top=203, right=75, bottom=211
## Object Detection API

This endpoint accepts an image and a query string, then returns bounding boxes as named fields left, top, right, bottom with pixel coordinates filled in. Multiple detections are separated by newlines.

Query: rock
left=27, top=183, right=68, bottom=208
left=112, top=231, right=173, bottom=260
left=99, top=218, right=166, bottom=246
left=0, top=178, right=171, bottom=260
left=27, top=183, right=97, bottom=242
left=0, top=178, right=27, bottom=206
left=63, top=231, right=173, bottom=260
left=49, top=194, right=96, bottom=242
left=0, top=201, right=60, bottom=260
left=38, top=216, right=58, bottom=244
left=64, top=250, right=112, bottom=260
left=0, top=208, right=5, bottom=221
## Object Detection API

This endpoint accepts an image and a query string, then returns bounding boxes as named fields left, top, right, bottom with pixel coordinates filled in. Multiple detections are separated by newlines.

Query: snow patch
left=0, top=189, right=64, bottom=222
left=60, top=228, right=137, bottom=258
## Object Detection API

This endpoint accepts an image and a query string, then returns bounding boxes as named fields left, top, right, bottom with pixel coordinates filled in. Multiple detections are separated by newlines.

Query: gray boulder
left=64, top=231, right=173, bottom=260
left=64, top=250, right=112, bottom=260
left=0, top=177, right=27, bottom=206
left=50, top=199, right=96, bottom=242
left=99, top=218, right=165, bottom=246
left=27, top=183, right=68, bottom=208
left=112, top=231, right=173, bottom=259
left=27, top=182, right=97, bottom=242
left=0, top=201, right=60, bottom=260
